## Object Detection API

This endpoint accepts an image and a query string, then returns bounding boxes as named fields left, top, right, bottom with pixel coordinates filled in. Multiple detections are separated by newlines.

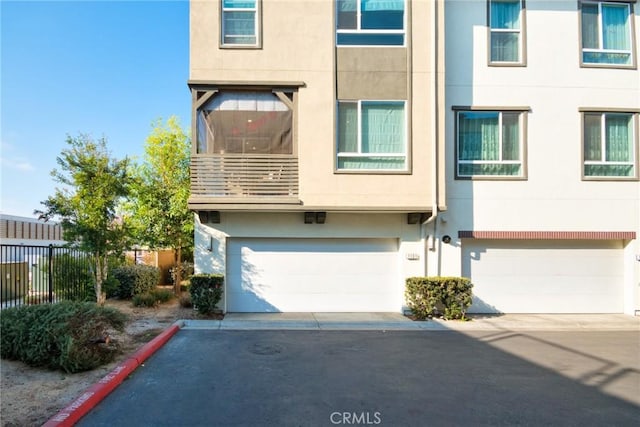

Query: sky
left=0, top=0, right=191, bottom=218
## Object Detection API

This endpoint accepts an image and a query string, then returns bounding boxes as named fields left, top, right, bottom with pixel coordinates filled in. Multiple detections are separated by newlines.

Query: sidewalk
left=181, top=312, right=640, bottom=331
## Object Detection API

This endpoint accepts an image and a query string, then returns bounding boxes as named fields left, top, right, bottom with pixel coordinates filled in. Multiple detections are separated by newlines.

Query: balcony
left=189, top=154, right=299, bottom=205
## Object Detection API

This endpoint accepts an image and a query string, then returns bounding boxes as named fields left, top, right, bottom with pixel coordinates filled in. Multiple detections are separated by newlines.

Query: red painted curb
left=42, top=322, right=182, bottom=427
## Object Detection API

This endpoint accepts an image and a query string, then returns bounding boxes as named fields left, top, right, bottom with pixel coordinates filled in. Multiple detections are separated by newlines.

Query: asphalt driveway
left=77, top=329, right=639, bottom=426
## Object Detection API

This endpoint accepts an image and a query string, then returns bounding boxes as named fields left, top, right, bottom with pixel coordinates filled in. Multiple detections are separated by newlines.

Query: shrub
left=152, top=288, right=174, bottom=303
left=132, top=293, right=159, bottom=308
left=169, top=262, right=194, bottom=285
left=48, top=252, right=94, bottom=302
left=189, top=274, right=223, bottom=315
left=179, top=293, right=193, bottom=308
left=102, top=276, right=121, bottom=298
left=132, top=288, right=174, bottom=307
left=0, top=301, right=127, bottom=373
left=405, top=277, right=473, bottom=320
left=111, top=265, right=160, bottom=298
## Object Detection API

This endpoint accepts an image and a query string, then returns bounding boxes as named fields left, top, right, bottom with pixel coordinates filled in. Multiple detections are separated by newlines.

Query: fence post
left=48, top=245, right=54, bottom=303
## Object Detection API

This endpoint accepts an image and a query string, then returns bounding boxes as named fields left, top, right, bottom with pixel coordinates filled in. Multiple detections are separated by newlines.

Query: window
left=581, top=1, right=634, bottom=66
left=583, top=112, right=637, bottom=178
left=196, top=92, right=292, bottom=155
left=489, top=0, right=525, bottom=64
left=221, top=0, right=260, bottom=47
left=456, top=110, right=525, bottom=178
left=336, top=0, right=405, bottom=46
left=337, top=101, right=406, bottom=170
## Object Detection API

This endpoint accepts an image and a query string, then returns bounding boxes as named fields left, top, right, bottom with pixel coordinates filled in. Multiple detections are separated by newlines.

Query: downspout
left=421, top=0, right=440, bottom=259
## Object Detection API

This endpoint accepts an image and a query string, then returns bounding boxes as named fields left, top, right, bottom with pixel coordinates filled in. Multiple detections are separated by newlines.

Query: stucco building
left=190, top=0, right=639, bottom=315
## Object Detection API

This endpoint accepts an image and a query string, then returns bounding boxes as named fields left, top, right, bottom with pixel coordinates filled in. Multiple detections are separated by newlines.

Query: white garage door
left=462, top=240, right=624, bottom=313
left=226, top=238, right=400, bottom=312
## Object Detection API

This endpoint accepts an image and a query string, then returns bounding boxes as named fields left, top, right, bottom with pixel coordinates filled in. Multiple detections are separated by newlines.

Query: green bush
left=405, top=277, right=473, bottom=320
left=102, top=276, right=121, bottom=298
left=132, top=293, right=158, bottom=308
left=132, top=288, right=174, bottom=307
left=152, top=288, right=174, bottom=303
left=169, top=262, right=194, bottom=285
left=0, top=301, right=127, bottom=373
left=179, top=293, right=193, bottom=308
left=111, top=265, right=160, bottom=298
left=189, top=274, right=223, bottom=315
left=48, top=253, right=94, bottom=302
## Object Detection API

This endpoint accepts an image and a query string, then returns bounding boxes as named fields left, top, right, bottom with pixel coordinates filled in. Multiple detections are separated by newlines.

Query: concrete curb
left=42, top=320, right=184, bottom=427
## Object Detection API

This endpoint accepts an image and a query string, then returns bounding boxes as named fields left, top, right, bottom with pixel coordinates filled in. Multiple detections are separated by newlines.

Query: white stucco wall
left=443, top=0, right=640, bottom=314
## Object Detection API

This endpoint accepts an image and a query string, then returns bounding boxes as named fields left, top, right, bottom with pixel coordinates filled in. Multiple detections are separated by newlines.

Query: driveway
left=77, top=328, right=639, bottom=426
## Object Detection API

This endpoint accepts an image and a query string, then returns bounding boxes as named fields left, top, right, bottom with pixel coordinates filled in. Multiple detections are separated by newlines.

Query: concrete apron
left=181, top=313, right=640, bottom=331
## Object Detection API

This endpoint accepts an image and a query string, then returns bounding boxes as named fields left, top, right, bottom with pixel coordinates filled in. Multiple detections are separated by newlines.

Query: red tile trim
left=458, top=231, right=636, bottom=240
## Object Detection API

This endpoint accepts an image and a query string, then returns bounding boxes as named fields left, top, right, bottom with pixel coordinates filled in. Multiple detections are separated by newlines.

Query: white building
left=441, top=0, right=639, bottom=314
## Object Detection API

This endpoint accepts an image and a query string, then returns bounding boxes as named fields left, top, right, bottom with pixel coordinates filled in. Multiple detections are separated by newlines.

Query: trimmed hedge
left=111, top=265, right=160, bottom=299
left=405, top=277, right=473, bottom=320
left=189, top=274, right=223, bottom=315
left=0, top=301, right=127, bottom=373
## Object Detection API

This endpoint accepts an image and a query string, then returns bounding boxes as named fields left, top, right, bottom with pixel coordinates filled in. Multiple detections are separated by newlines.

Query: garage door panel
left=468, top=249, right=621, bottom=277
left=240, top=251, right=394, bottom=276
left=464, top=240, right=624, bottom=313
left=227, top=238, right=400, bottom=312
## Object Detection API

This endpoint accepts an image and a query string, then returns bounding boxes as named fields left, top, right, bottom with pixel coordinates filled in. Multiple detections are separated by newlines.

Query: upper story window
left=221, top=0, right=260, bottom=47
left=196, top=91, right=292, bottom=155
left=489, top=0, right=525, bottom=64
left=583, top=111, right=638, bottom=179
left=336, top=0, right=405, bottom=46
left=455, top=109, right=526, bottom=179
left=581, top=1, right=634, bottom=67
left=337, top=100, right=407, bottom=171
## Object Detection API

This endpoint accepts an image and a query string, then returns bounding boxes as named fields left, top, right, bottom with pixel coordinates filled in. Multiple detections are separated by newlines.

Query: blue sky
left=1, top=0, right=190, bottom=218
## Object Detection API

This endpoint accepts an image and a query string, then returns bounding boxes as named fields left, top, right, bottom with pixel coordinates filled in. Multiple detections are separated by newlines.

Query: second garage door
left=226, top=238, right=401, bottom=312
left=462, top=239, right=624, bottom=313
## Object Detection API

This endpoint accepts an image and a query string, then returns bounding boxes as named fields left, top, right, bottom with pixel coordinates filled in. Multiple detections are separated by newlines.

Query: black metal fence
left=1, top=244, right=94, bottom=308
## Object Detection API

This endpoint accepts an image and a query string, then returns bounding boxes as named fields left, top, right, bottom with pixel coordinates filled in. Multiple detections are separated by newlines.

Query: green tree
left=129, top=117, right=193, bottom=294
left=36, top=135, right=131, bottom=304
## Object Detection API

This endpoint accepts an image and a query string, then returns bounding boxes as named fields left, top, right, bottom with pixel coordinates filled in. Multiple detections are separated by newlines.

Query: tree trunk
left=95, top=254, right=107, bottom=306
left=173, top=247, right=182, bottom=295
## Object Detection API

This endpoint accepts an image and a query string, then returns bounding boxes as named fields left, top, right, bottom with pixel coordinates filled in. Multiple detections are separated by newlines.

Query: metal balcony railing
left=190, top=154, right=299, bottom=200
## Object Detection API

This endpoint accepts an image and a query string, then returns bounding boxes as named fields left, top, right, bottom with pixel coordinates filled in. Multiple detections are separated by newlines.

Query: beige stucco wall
left=336, top=48, right=408, bottom=99
left=190, top=0, right=444, bottom=211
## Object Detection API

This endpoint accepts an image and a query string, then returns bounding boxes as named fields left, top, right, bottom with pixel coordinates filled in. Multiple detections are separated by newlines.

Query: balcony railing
left=190, top=154, right=299, bottom=200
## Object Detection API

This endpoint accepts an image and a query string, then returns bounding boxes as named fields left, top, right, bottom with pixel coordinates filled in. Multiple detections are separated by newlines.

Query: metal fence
left=1, top=244, right=94, bottom=308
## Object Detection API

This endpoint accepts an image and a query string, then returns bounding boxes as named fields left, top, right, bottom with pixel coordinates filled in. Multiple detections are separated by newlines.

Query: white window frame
left=220, top=0, right=261, bottom=48
left=336, top=100, right=408, bottom=172
left=488, top=0, right=526, bottom=65
left=336, top=0, right=406, bottom=47
left=580, top=1, right=635, bottom=67
left=455, top=109, right=526, bottom=179
left=582, top=111, right=639, bottom=180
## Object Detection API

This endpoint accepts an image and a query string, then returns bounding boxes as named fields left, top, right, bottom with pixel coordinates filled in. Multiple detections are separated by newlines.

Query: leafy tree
left=36, top=135, right=131, bottom=304
left=129, top=117, right=193, bottom=294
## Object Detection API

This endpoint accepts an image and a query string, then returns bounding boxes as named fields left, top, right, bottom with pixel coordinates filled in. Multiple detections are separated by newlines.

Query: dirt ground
left=0, top=297, right=200, bottom=427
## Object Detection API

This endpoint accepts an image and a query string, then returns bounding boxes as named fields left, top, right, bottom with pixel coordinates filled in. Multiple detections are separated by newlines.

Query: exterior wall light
left=198, top=211, right=220, bottom=224
left=442, top=235, right=452, bottom=244
left=304, top=212, right=315, bottom=224
left=304, top=212, right=327, bottom=224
